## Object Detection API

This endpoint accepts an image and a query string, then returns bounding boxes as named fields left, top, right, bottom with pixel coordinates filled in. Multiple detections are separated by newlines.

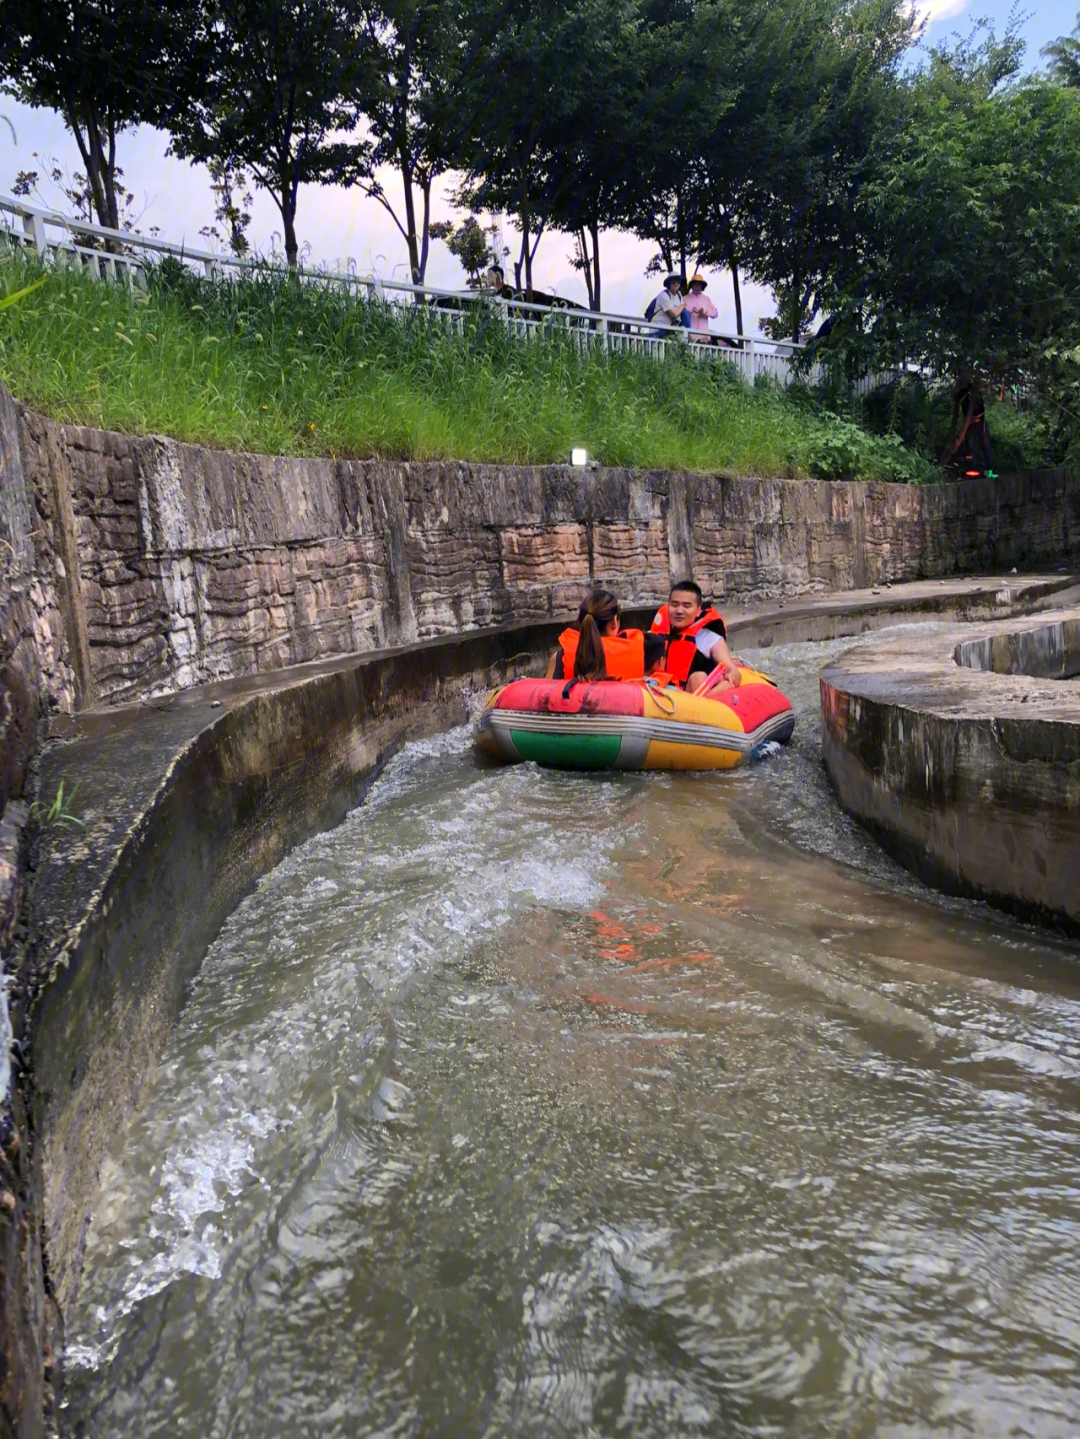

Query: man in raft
left=651, top=580, right=740, bottom=693
left=549, top=590, right=647, bottom=680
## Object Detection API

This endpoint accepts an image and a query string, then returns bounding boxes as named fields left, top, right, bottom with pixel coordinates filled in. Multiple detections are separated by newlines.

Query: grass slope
left=0, top=255, right=934, bottom=479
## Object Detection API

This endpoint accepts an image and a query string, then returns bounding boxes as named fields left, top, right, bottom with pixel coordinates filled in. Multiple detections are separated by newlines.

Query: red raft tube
left=475, top=666, right=795, bottom=771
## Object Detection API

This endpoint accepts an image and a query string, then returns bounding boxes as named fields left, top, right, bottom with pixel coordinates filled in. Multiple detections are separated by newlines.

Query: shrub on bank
left=0, top=254, right=986, bottom=479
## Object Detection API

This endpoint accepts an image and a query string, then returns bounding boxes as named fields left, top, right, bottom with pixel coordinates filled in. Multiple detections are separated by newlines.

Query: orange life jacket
left=649, top=604, right=725, bottom=686
left=558, top=627, right=646, bottom=680
left=643, top=671, right=677, bottom=688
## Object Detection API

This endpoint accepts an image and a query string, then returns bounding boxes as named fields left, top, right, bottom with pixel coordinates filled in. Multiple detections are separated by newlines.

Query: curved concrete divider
left=821, top=605, right=1080, bottom=932
left=954, top=615, right=1080, bottom=681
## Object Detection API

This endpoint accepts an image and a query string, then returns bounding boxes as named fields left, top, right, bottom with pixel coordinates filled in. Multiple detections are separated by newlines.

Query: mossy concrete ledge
left=820, top=605, right=1080, bottom=930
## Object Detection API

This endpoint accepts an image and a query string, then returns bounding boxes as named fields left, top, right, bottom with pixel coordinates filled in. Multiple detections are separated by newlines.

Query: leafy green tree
left=612, top=0, right=742, bottom=294
left=734, top=0, right=916, bottom=341
left=809, top=29, right=1080, bottom=391
left=165, top=0, right=372, bottom=267
left=354, top=0, right=463, bottom=283
left=428, top=213, right=495, bottom=284
left=529, top=0, right=646, bottom=310
left=1043, top=13, right=1080, bottom=88
left=451, top=0, right=629, bottom=297
left=0, top=0, right=183, bottom=231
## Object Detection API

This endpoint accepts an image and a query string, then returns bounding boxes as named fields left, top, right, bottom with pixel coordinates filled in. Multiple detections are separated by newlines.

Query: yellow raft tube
left=476, top=667, right=795, bottom=771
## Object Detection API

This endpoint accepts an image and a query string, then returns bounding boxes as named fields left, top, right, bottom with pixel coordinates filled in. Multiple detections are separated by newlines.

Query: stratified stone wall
left=0, top=386, right=70, bottom=1439
left=11, top=397, right=1080, bottom=708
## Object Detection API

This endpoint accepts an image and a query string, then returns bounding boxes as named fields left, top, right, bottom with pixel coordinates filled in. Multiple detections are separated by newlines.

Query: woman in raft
left=547, top=588, right=734, bottom=692
left=548, top=589, right=647, bottom=680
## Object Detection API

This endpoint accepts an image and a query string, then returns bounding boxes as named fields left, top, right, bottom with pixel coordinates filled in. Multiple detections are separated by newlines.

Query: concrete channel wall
left=10, top=395, right=1080, bottom=708
left=2, top=385, right=1080, bottom=1436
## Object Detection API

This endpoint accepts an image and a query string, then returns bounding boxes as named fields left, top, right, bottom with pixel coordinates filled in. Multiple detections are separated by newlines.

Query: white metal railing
left=0, top=193, right=809, bottom=384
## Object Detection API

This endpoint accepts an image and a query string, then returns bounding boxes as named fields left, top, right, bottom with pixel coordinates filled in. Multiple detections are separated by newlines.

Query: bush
left=796, top=412, right=935, bottom=482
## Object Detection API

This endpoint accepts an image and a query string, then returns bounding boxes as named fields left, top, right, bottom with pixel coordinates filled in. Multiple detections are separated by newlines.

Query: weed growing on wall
left=0, top=254, right=1028, bottom=478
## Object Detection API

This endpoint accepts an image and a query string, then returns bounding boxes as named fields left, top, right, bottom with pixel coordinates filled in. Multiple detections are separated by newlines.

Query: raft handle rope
left=644, top=678, right=679, bottom=714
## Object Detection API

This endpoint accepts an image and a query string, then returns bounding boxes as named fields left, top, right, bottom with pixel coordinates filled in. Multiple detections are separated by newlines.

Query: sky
left=1, top=0, right=1074, bottom=335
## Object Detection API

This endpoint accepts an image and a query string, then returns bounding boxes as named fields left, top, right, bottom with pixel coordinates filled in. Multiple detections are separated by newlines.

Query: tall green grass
left=0, top=252, right=930, bottom=479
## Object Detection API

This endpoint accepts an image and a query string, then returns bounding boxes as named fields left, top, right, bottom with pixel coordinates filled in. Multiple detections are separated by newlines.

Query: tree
left=354, top=0, right=462, bottom=283
left=166, top=0, right=372, bottom=267
left=199, top=159, right=254, bottom=255
left=429, top=213, right=496, bottom=284
left=735, top=0, right=917, bottom=341
left=12, top=151, right=155, bottom=237
left=807, top=30, right=1080, bottom=389
left=613, top=0, right=741, bottom=290
left=0, top=0, right=184, bottom=233
left=451, top=0, right=625, bottom=297
left=1043, top=13, right=1080, bottom=88
left=535, top=0, right=647, bottom=310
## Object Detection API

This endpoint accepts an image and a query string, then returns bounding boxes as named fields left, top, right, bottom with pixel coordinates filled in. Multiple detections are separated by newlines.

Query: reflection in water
left=66, top=628, right=1080, bottom=1438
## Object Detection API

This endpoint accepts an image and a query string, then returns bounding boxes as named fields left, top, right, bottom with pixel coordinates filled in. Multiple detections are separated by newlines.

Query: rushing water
left=66, top=627, right=1080, bottom=1439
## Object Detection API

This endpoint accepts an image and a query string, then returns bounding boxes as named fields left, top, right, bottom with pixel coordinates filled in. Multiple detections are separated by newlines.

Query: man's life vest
left=558, top=627, right=646, bottom=680
left=650, top=604, right=726, bottom=686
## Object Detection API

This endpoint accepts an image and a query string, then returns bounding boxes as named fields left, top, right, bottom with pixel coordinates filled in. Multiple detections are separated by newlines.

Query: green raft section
left=508, top=730, right=623, bottom=769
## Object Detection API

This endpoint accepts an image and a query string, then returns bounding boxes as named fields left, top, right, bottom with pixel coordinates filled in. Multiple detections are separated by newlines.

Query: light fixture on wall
left=569, top=448, right=589, bottom=467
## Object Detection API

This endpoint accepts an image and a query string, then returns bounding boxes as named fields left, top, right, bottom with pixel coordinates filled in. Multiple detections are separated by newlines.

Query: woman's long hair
left=574, top=589, right=619, bottom=680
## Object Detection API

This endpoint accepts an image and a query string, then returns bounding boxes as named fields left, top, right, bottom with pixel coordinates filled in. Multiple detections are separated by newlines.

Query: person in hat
left=647, top=274, right=686, bottom=333
left=683, top=272, right=718, bottom=335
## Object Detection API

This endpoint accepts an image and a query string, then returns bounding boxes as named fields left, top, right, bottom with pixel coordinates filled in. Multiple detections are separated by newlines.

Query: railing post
left=22, top=211, right=47, bottom=254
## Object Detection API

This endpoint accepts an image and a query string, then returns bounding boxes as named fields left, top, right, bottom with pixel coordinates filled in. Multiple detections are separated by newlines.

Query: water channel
left=65, top=626, right=1080, bottom=1438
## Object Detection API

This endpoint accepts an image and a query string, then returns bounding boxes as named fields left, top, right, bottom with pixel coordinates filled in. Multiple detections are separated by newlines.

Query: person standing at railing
left=484, top=264, right=515, bottom=300
left=683, top=273, right=718, bottom=339
left=647, top=274, right=687, bottom=336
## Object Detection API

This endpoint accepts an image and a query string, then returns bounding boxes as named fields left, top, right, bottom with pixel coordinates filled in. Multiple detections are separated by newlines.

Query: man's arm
left=706, top=634, right=741, bottom=684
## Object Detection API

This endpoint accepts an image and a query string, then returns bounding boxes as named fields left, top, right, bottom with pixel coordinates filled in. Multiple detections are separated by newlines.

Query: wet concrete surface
left=822, top=598, right=1080, bottom=931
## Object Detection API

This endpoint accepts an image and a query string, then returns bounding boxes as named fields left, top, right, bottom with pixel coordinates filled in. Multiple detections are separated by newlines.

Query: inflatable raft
left=475, top=667, right=795, bottom=771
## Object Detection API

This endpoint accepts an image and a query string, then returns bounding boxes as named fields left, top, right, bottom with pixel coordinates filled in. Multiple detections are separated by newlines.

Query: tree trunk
left=68, top=104, right=111, bottom=231
left=676, top=188, right=687, bottom=282
left=589, top=217, right=601, bottom=311
left=103, top=121, right=120, bottom=230
left=790, top=238, right=803, bottom=343
left=520, top=169, right=532, bottom=296
left=417, top=174, right=433, bottom=284
left=577, top=229, right=595, bottom=308
left=730, top=260, right=743, bottom=337
left=399, top=155, right=421, bottom=284
left=529, top=221, right=543, bottom=282
left=280, top=176, right=299, bottom=268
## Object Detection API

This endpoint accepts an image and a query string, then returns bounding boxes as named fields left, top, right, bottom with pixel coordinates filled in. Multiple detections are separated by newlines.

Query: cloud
left=913, top=0, right=970, bottom=24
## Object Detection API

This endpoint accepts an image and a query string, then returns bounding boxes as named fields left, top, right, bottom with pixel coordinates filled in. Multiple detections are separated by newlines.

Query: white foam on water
left=66, top=727, right=626, bottom=1370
